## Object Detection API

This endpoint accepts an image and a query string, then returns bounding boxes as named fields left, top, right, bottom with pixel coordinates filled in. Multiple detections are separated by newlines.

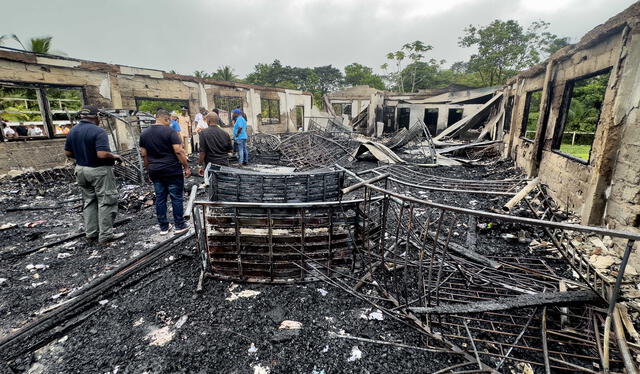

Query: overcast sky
left=2, top=0, right=636, bottom=77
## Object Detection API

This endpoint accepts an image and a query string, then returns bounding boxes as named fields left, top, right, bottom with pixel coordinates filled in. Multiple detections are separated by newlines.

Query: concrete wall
left=0, top=138, right=67, bottom=171
left=0, top=49, right=312, bottom=173
left=501, top=3, right=640, bottom=236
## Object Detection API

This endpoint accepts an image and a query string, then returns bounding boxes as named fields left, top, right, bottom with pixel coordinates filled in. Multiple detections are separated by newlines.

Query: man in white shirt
left=2, top=123, right=16, bottom=139
left=28, top=125, right=44, bottom=137
left=193, top=107, right=208, bottom=153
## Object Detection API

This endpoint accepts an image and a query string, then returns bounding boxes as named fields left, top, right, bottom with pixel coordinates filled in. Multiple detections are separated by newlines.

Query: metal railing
left=335, top=173, right=639, bottom=372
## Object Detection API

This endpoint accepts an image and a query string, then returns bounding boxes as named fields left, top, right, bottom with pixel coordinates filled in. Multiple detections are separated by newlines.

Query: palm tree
left=27, top=37, right=52, bottom=54
left=0, top=34, right=26, bottom=50
left=212, top=66, right=239, bottom=82
left=193, top=70, right=210, bottom=79
left=0, top=34, right=64, bottom=55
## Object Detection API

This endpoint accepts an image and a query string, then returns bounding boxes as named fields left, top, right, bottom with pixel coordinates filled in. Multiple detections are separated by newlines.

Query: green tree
left=0, top=34, right=26, bottom=49
left=565, top=72, right=609, bottom=132
left=193, top=70, right=211, bottom=79
left=459, top=20, right=566, bottom=85
left=544, top=36, right=571, bottom=55
left=0, top=34, right=64, bottom=55
left=344, top=63, right=385, bottom=90
left=383, top=41, right=434, bottom=92
left=245, top=60, right=342, bottom=106
left=312, top=65, right=343, bottom=95
left=27, top=37, right=52, bottom=54
left=210, top=66, right=240, bottom=82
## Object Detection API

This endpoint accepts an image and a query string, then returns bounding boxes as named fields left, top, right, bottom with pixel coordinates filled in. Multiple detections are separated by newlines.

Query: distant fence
left=524, top=130, right=595, bottom=145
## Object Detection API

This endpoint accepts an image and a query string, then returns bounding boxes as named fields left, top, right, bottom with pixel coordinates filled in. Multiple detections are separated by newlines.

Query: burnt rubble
left=0, top=129, right=639, bottom=373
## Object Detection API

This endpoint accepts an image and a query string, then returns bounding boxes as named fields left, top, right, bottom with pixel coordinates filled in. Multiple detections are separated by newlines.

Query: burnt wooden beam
left=408, top=290, right=600, bottom=315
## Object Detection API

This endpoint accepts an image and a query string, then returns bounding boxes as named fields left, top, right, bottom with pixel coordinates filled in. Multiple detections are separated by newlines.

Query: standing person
left=177, top=106, right=192, bottom=155
left=197, top=112, right=233, bottom=175
left=170, top=112, right=181, bottom=132
left=64, top=105, right=124, bottom=244
left=139, top=109, right=191, bottom=235
left=232, top=109, right=249, bottom=165
left=2, top=123, right=16, bottom=139
left=211, top=108, right=227, bottom=127
left=193, top=107, right=208, bottom=153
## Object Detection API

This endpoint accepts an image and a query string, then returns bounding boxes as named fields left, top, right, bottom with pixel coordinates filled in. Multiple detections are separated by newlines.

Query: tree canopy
left=0, top=34, right=64, bottom=55
left=458, top=20, right=567, bottom=86
left=344, top=63, right=385, bottom=90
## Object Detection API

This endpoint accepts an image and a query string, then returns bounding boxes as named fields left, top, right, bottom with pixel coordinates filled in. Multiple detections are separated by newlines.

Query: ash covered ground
left=0, top=157, right=576, bottom=374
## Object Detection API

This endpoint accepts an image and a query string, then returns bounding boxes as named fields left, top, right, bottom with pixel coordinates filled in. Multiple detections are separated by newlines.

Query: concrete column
left=583, top=27, right=636, bottom=225
left=108, top=73, right=132, bottom=150
left=527, top=60, right=556, bottom=177
left=437, top=106, right=449, bottom=134
left=198, top=83, right=208, bottom=109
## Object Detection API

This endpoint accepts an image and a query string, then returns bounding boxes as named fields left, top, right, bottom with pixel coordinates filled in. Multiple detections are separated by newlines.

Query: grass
left=558, top=143, right=591, bottom=161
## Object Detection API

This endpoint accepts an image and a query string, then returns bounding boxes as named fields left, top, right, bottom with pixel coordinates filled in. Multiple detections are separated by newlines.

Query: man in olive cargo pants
left=64, top=105, right=125, bottom=244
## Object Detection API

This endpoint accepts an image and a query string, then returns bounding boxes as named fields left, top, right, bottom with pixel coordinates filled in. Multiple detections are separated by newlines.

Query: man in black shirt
left=15, top=122, right=28, bottom=136
left=139, top=109, right=191, bottom=235
left=64, top=105, right=124, bottom=244
left=198, top=112, right=233, bottom=176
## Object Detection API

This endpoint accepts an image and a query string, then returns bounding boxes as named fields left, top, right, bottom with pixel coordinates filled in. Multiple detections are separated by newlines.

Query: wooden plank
left=408, top=290, right=599, bottom=314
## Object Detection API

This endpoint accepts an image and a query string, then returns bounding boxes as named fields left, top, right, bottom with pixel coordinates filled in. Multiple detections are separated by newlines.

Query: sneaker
left=86, top=236, right=98, bottom=244
left=160, top=224, right=174, bottom=235
left=174, top=225, right=189, bottom=235
left=99, top=232, right=125, bottom=244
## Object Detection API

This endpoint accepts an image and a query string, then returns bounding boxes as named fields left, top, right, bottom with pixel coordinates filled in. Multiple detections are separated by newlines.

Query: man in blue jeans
left=139, top=109, right=191, bottom=235
left=232, top=109, right=249, bottom=165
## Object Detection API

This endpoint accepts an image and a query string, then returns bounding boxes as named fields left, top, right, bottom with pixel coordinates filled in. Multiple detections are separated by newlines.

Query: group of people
left=63, top=104, right=250, bottom=243
left=2, top=121, right=45, bottom=139
left=162, top=106, right=250, bottom=166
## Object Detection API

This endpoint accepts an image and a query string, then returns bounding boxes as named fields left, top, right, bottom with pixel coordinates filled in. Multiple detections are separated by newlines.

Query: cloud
left=1, top=0, right=636, bottom=77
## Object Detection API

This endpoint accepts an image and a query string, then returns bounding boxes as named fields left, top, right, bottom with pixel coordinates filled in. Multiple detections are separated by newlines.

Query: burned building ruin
left=1, top=3, right=640, bottom=374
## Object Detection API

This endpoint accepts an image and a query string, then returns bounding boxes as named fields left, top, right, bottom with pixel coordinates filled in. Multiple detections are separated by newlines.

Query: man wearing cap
left=64, top=105, right=124, bottom=244
left=232, top=109, right=249, bottom=165
left=139, top=109, right=191, bottom=235
left=177, top=106, right=192, bottom=155
left=198, top=112, right=233, bottom=174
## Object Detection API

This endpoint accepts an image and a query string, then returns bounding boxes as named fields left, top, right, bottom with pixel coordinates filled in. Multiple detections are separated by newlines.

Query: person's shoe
left=242, top=162, right=248, bottom=166
left=174, top=224, right=189, bottom=235
left=99, top=232, right=125, bottom=244
left=160, top=224, right=174, bottom=235
left=86, top=236, right=98, bottom=244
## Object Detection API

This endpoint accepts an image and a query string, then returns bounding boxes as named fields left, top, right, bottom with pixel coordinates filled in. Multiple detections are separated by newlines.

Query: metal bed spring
left=335, top=175, right=639, bottom=372
left=193, top=197, right=382, bottom=284
left=361, top=164, right=528, bottom=195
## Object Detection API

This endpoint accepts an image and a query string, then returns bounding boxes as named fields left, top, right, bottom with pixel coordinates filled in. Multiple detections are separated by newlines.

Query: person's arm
left=171, top=132, right=191, bottom=177
left=172, top=144, right=191, bottom=177
left=235, top=119, right=245, bottom=138
left=139, top=147, right=149, bottom=170
left=95, top=131, right=122, bottom=162
left=96, top=151, right=122, bottom=161
left=225, top=133, right=233, bottom=153
left=64, top=137, right=75, bottom=160
left=198, top=151, right=206, bottom=176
